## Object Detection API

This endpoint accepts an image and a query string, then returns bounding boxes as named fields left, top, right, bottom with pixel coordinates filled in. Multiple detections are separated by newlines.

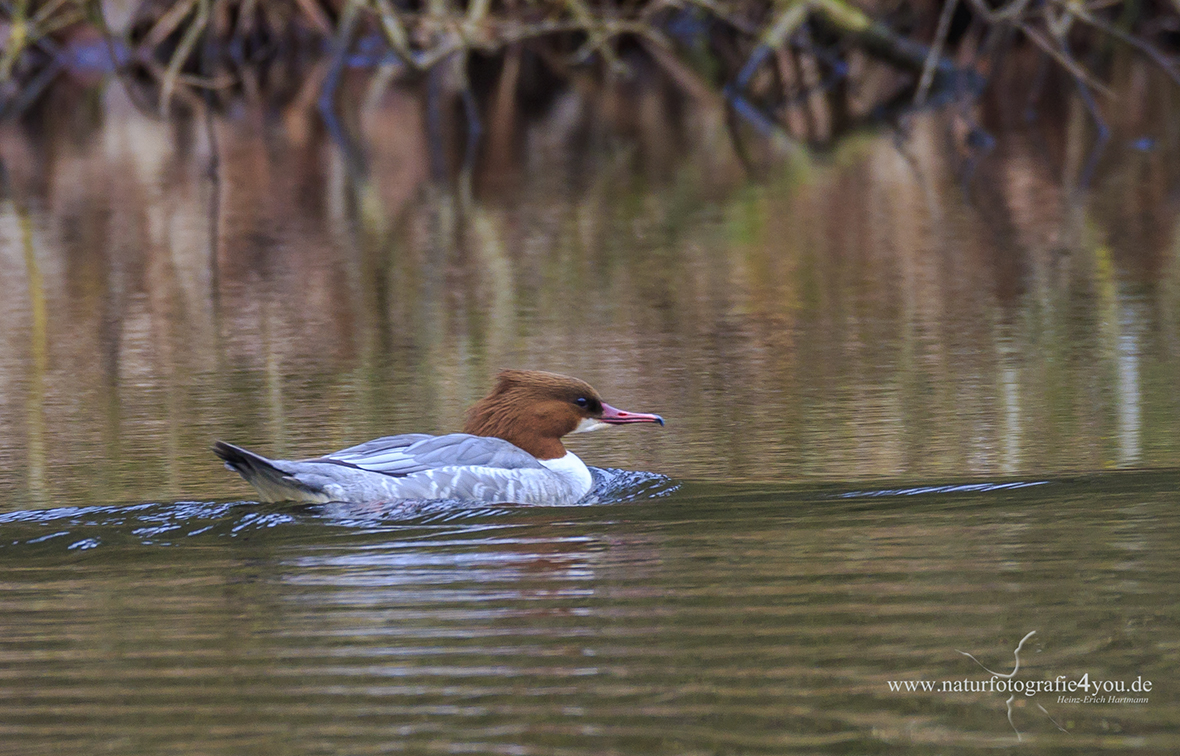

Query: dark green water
left=2, top=474, right=1178, bottom=754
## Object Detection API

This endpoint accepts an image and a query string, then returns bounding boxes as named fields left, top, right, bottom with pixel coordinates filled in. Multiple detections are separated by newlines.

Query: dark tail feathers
left=213, top=440, right=318, bottom=500
left=213, top=440, right=277, bottom=476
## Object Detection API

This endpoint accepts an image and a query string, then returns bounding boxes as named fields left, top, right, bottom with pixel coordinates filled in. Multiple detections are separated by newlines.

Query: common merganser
left=213, top=369, right=664, bottom=505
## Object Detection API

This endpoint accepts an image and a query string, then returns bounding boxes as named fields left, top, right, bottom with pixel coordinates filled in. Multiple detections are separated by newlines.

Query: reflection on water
left=2, top=65, right=1180, bottom=751
left=1, top=475, right=1178, bottom=753
left=1, top=61, right=1180, bottom=507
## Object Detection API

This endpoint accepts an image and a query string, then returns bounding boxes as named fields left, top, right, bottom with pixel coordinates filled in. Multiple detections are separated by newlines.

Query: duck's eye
left=575, top=397, right=589, bottom=408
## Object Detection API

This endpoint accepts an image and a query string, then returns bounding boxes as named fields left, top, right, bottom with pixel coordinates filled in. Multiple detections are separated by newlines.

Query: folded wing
left=317, top=433, right=545, bottom=477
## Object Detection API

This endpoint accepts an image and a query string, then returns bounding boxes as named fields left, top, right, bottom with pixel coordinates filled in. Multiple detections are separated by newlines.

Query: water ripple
left=1, top=474, right=1178, bottom=753
left=836, top=480, right=1051, bottom=498
left=0, top=468, right=678, bottom=551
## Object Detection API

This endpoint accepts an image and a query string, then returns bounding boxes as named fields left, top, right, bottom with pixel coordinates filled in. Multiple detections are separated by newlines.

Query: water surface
left=2, top=58, right=1180, bottom=755
left=2, top=473, right=1178, bottom=753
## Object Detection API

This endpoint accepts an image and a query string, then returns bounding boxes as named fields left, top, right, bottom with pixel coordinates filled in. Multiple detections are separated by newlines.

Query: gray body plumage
left=213, top=433, right=594, bottom=506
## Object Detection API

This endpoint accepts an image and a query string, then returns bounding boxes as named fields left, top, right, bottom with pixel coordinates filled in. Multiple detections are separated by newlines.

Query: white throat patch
left=573, top=417, right=610, bottom=433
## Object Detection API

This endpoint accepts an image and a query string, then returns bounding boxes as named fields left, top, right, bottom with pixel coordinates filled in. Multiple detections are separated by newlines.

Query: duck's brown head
left=463, top=369, right=664, bottom=460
